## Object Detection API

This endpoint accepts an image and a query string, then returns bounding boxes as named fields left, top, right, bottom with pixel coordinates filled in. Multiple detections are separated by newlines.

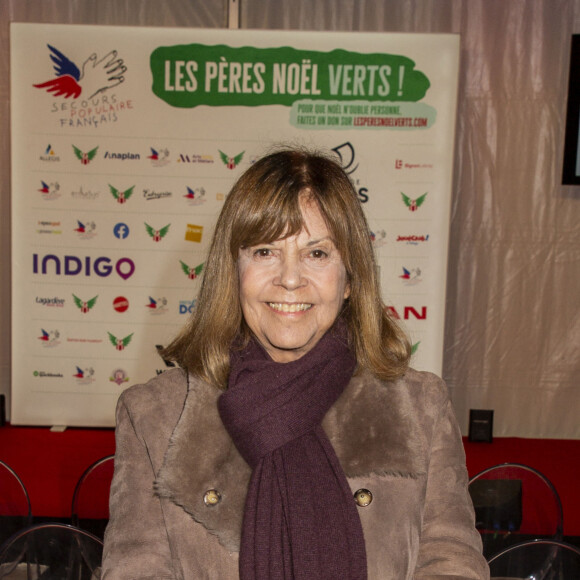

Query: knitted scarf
left=218, top=323, right=367, bottom=580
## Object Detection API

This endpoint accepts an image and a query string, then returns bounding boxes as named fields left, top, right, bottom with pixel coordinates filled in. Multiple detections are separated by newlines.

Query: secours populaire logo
left=33, top=44, right=133, bottom=128
left=38, top=328, right=60, bottom=348
left=180, top=260, right=204, bottom=280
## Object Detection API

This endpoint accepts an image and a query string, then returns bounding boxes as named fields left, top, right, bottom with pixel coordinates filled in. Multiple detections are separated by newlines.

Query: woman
left=102, top=147, right=489, bottom=579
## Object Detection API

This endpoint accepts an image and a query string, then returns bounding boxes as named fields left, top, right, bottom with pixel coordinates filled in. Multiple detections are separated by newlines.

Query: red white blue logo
left=33, top=44, right=127, bottom=100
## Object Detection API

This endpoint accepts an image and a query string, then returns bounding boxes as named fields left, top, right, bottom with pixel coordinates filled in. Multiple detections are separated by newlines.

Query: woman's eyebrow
left=305, top=237, right=333, bottom=247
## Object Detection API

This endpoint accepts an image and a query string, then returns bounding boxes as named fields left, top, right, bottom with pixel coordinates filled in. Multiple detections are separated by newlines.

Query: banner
left=11, top=24, right=459, bottom=426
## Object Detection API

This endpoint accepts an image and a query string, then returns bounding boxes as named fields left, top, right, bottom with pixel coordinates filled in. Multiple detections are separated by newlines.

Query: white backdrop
left=11, top=23, right=459, bottom=426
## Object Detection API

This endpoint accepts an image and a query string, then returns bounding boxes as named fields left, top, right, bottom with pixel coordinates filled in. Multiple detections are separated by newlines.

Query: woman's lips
left=267, top=302, right=313, bottom=313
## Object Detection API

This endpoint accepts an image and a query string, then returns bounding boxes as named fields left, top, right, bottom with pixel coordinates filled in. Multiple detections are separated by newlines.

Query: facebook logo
left=113, top=223, right=130, bottom=239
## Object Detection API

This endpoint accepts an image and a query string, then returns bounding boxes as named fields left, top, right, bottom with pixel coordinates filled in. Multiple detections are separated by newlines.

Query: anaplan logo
left=33, top=254, right=135, bottom=280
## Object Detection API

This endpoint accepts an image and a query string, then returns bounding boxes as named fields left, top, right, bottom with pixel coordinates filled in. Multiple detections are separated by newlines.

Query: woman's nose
left=274, top=255, right=306, bottom=291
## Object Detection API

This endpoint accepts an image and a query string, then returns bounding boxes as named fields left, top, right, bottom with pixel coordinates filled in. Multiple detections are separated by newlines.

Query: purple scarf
left=218, top=323, right=367, bottom=580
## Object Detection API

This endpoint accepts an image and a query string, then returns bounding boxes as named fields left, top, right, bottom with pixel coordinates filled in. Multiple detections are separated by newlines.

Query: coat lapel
left=155, top=369, right=428, bottom=552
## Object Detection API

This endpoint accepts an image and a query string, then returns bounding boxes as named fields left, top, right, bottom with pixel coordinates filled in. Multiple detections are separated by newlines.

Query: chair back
left=469, top=463, right=563, bottom=560
left=71, top=455, right=114, bottom=540
left=0, top=461, right=32, bottom=549
left=488, top=538, right=580, bottom=579
left=0, top=522, right=102, bottom=579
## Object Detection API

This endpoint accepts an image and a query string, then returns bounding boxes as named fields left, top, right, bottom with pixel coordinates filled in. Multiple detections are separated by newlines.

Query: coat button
left=354, top=488, right=373, bottom=507
left=203, top=489, right=221, bottom=507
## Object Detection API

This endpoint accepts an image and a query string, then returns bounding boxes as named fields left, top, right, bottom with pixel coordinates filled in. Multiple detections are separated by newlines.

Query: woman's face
left=238, top=199, right=350, bottom=363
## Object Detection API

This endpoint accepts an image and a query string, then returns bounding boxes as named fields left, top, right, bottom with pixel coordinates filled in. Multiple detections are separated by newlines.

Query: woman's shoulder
left=117, top=368, right=190, bottom=432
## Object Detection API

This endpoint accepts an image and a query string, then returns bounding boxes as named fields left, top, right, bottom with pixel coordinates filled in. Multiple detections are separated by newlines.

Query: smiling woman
left=101, top=147, right=489, bottom=580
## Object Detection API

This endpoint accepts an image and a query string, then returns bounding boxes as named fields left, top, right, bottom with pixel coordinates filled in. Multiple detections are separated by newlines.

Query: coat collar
left=155, top=369, right=427, bottom=552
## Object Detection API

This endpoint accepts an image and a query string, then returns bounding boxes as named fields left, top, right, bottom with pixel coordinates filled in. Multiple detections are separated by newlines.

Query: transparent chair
left=0, top=522, right=102, bottom=579
left=71, top=456, right=114, bottom=540
left=488, top=538, right=580, bottom=579
left=468, top=463, right=564, bottom=560
left=0, top=460, right=32, bottom=548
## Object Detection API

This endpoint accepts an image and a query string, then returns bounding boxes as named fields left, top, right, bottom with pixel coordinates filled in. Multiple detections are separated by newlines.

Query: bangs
left=230, top=187, right=317, bottom=252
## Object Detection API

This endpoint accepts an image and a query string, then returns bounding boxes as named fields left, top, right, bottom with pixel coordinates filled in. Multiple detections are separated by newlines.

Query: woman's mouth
left=268, top=302, right=313, bottom=313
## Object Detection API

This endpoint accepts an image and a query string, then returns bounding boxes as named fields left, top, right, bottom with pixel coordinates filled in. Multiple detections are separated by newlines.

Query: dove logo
left=38, top=180, right=61, bottom=201
left=38, top=328, right=60, bottom=348
left=184, top=186, right=206, bottom=206
left=33, top=253, right=136, bottom=280
left=34, top=44, right=127, bottom=100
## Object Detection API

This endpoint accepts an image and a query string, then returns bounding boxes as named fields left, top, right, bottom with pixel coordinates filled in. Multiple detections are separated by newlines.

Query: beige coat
left=102, top=367, right=489, bottom=580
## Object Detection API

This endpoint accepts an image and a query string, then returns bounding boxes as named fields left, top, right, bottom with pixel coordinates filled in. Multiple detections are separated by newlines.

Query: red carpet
left=1, top=424, right=579, bottom=535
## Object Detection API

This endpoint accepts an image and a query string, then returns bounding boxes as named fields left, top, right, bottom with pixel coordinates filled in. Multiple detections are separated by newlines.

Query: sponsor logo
left=73, top=365, right=95, bottom=385
left=143, top=188, right=172, bottom=201
left=148, top=147, right=170, bottom=167
left=104, top=151, right=140, bottom=161
left=107, top=331, right=134, bottom=351
left=113, top=223, right=130, bottom=239
left=38, top=328, right=60, bottom=348
left=177, top=153, right=214, bottom=164
left=184, top=186, right=206, bottom=206
left=33, top=254, right=135, bottom=280
left=33, top=370, right=64, bottom=378
left=219, top=150, right=244, bottom=169
left=401, top=192, right=427, bottom=212
left=113, top=296, right=130, bottom=313
left=74, top=219, right=97, bottom=239
left=34, top=44, right=127, bottom=100
left=66, top=337, right=103, bottom=344
left=36, top=296, right=65, bottom=307
left=184, top=224, right=203, bottom=243
left=73, top=145, right=98, bottom=165
left=370, top=229, right=387, bottom=248
left=109, top=184, right=135, bottom=204
left=386, top=306, right=427, bottom=320
left=179, top=299, right=197, bottom=314
left=396, top=234, right=429, bottom=245
left=38, top=180, right=61, bottom=200
left=395, top=158, right=434, bottom=170
left=73, top=294, right=98, bottom=313
left=331, top=142, right=369, bottom=203
left=71, top=186, right=99, bottom=200
left=110, top=368, right=130, bottom=386
left=180, top=260, right=204, bottom=279
left=400, top=267, right=422, bottom=286
left=40, top=144, right=60, bottom=162
left=35, top=46, right=131, bottom=128
left=145, top=223, right=170, bottom=242
left=37, top=220, right=62, bottom=235
left=146, top=296, right=168, bottom=314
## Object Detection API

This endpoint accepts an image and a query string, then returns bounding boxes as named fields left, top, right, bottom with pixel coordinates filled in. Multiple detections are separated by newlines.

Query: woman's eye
left=253, top=248, right=272, bottom=258
left=310, top=249, right=328, bottom=259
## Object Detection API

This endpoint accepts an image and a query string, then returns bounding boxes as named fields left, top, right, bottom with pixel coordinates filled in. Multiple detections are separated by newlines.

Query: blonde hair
left=163, top=146, right=410, bottom=387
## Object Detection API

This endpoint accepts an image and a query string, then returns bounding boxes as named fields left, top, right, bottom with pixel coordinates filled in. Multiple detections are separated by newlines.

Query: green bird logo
left=73, top=294, right=98, bottom=314
left=219, top=150, right=244, bottom=169
left=108, top=331, right=134, bottom=351
left=73, top=145, right=98, bottom=165
left=401, top=192, right=428, bottom=212
left=180, top=260, right=204, bottom=280
left=109, top=184, right=135, bottom=204
left=145, top=223, right=170, bottom=242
